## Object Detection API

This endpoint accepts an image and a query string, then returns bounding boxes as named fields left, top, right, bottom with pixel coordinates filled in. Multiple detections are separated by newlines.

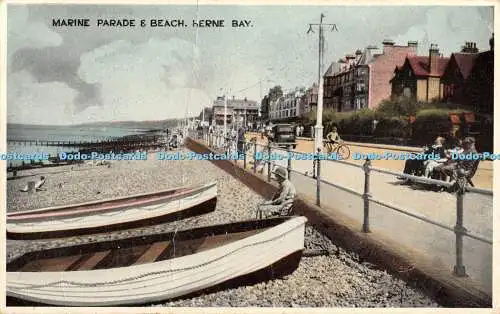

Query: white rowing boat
left=7, top=216, right=307, bottom=306
left=7, top=182, right=217, bottom=239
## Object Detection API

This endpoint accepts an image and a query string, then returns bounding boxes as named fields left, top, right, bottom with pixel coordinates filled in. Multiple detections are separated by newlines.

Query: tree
left=268, top=85, right=283, bottom=101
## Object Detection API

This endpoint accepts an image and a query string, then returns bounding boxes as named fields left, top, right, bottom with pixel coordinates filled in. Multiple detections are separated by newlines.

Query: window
left=403, top=87, right=411, bottom=97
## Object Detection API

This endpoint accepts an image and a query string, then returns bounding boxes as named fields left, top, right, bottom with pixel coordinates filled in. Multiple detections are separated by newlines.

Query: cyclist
left=325, top=126, right=342, bottom=146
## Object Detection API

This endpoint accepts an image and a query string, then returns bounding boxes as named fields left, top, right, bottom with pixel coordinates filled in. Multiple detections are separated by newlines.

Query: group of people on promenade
left=401, top=133, right=479, bottom=187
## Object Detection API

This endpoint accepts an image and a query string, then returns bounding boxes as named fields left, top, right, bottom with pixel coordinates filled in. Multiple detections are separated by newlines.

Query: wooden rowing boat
left=7, top=216, right=307, bottom=306
left=7, top=182, right=218, bottom=240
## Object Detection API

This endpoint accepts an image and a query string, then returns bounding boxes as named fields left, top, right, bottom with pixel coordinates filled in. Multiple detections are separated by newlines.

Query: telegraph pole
left=224, top=92, right=227, bottom=138
left=308, top=14, right=337, bottom=154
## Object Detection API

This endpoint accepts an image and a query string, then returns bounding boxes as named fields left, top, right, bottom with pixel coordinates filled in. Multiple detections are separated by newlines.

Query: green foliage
left=298, top=97, right=480, bottom=143
left=377, top=97, right=426, bottom=117
left=373, top=117, right=409, bottom=138
left=268, top=85, right=283, bottom=101
left=415, top=108, right=450, bottom=118
left=412, top=109, right=452, bottom=145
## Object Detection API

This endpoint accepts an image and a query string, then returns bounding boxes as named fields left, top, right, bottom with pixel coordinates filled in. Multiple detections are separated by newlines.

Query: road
left=245, top=133, right=492, bottom=189
left=236, top=133, right=493, bottom=295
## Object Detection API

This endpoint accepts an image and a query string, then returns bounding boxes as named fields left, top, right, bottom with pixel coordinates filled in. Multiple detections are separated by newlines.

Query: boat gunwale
left=7, top=197, right=218, bottom=240
left=7, top=216, right=301, bottom=273
left=7, top=182, right=217, bottom=220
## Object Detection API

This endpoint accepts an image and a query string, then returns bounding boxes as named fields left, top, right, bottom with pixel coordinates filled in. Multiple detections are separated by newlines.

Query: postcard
left=1, top=2, right=495, bottom=312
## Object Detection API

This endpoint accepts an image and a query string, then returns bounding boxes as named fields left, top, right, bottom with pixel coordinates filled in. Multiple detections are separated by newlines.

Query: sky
left=7, top=4, right=494, bottom=125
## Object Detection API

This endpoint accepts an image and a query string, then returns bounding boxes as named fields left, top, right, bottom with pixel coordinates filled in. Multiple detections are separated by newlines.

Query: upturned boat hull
left=7, top=182, right=218, bottom=240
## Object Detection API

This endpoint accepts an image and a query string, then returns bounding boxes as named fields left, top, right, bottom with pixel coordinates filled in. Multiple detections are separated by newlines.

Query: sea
left=5, top=124, right=151, bottom=167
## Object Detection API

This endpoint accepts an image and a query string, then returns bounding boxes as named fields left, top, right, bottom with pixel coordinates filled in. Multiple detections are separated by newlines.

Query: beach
left=6, top=150, right=439, bottom=307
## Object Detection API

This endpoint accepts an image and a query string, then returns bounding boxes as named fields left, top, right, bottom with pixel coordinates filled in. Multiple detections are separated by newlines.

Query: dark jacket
left=445, top=135, right=460, bottom=150
left=424, top=144, right=445, bottom=160
left=457, top=147, right=478, bottom=172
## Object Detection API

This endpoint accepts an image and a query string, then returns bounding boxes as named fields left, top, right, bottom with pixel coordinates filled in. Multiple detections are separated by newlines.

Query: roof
left=228, top=99, right=258, bottom=109
left=407, top=56, right=449, bottom=77
left=451, top=53, right=478, bottom=79
left=358, top=48, right=377, bottom=65
left=212, top=98, right=258, bottom=109
left=324, top=62, right=340, bottom=77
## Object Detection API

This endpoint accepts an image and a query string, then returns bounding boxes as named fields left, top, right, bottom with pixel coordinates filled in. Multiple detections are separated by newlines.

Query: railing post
left=316, top=148, right=321, bottom=207
left=243, top=140, right=247, bottom=169
left=312, top=150, right=317, bottom=179
left=362, top=158, right=372, bottom=233
left=253, top=141, right=258, bottom=173
left=287, top=145, right=292, bottom=181
left=267, top=142, right=272, bottom=182
left=453, top=171, right=467, bottom=277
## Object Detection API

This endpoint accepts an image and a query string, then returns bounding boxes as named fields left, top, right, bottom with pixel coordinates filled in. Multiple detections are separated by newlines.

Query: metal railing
left=189, top=130, right=493, bottom=278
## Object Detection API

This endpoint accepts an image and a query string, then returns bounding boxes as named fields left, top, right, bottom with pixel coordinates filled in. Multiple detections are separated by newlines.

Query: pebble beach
left=6, top=149, right=439, bottom=307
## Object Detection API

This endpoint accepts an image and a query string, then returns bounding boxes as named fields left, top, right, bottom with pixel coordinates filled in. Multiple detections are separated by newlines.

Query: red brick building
left=367, top=40, right=418, bottom=108
left=323, top=40, right=417, bottom=112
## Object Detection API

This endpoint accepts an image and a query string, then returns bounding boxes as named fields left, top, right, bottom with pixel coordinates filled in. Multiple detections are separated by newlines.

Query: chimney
left=382, top=39, right=395, bottom=53
left=407, top=41, right=418, bottom=48
left=490, top=33, right=494, bottom=51
left=429, top=44, right=440, bottom=75
left=382, top=39, right=394, bottom=46
left=461, top=41, right=479, bottom=53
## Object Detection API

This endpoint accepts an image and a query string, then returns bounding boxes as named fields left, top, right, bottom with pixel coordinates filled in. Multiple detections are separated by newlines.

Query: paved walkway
left=224, top=134, right=493, bottom=295
left=246, top=132, right=492, bottom=189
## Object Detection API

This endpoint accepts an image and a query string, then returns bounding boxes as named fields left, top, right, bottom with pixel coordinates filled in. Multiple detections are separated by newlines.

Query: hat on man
left=463, top=137, right=475, bottom=144
left=272, top=166, right=288, bottom=179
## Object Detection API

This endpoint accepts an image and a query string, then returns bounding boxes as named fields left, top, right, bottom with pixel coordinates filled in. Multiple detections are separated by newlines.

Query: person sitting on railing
left=256, top=166, right=296, bottom=219
left=434, top=137, right=476, bottom=183
left=422, top=137, right=447, bottom=178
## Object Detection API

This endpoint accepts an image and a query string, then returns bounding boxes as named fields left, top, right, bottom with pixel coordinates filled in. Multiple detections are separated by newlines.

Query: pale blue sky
left=7, top=5, right=494, bottom=124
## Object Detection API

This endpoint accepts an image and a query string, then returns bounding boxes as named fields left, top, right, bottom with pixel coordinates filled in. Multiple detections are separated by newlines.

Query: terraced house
left=323, top=40, right=418, bottom=112
left=269, top=89, right=305, bottom=122
left=441, top=36, right=494, bottom=115
left=391, top=35, right=494, bottom=115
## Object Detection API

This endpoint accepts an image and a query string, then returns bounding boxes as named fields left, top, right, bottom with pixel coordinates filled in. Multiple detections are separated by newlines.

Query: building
left=211, top=96, right=232, bottom=126
left=463, top=35, right=494, bottom=114
left=441, top=42, right=479, bottom=106
left=323, top=40, right=417, bottom=112
left=269, top=89, right=304, bottom=122
left=211, top=96, right=259, bottom=127
left=368, top=40, right=418, bottom=108
left=300, top=83, right=318, bottom=116
left=390, top=44, right=450, bottom=102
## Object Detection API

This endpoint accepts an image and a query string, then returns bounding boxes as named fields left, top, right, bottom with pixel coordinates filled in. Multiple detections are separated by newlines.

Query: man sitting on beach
left=256, top=166, right=296, bottom=219
left=20, top=176, right=46, bottom=192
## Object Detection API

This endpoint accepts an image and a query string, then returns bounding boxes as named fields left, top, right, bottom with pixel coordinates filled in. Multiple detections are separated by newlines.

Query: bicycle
left=324, top=140, right=351, bottom=160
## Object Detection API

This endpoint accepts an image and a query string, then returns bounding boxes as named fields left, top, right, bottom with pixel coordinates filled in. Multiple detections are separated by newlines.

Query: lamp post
left=308, top=14, right=337, bottom=155
left=224, top=92, right=227, bottom=138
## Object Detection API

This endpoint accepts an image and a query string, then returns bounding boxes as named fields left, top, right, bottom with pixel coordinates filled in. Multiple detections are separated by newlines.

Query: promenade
left=239, top=133, right=493, bottom=295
